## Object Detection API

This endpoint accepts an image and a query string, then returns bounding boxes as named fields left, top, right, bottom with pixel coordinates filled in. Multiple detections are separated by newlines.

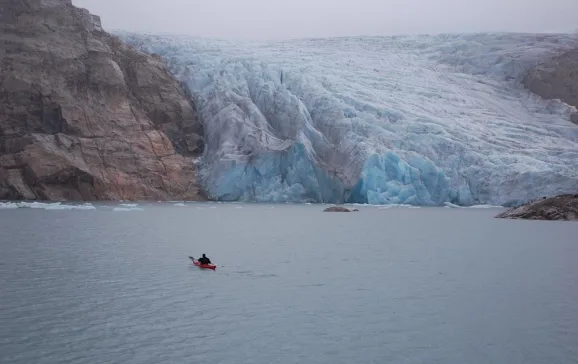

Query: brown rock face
left=523, top=47, right=578, bottom=124
left=0, top=0, right=205, bottom=201
left=495, top=194, right=578, bottom=221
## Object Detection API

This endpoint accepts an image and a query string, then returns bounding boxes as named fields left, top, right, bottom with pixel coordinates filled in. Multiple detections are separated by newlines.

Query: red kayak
left=189, top=256, right=216, bottom=270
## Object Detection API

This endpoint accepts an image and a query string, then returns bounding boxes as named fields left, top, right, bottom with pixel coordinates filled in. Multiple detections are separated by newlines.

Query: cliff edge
left=0, top=0, right=205, bottom=201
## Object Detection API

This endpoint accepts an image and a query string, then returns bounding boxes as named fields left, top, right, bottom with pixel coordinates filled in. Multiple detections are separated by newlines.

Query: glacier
left=118, top=32, right=578, bottom=206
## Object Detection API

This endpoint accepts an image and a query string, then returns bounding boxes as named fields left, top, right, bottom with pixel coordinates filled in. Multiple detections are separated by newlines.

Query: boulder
left=324, top=206, right=354, bottom=212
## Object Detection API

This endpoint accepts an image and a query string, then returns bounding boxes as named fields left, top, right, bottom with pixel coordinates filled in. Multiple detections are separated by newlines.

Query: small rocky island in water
left=323, top=206, right=359, bottom=212
left=495, top=194, right=578, bottom=221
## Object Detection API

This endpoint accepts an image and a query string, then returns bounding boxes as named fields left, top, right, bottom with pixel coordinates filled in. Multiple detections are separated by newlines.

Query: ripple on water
left=1, top=205, right=577, bottom=364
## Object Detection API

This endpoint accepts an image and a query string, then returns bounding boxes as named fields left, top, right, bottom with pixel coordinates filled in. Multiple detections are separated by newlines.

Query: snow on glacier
left=119, top=32, right=578, bottom=206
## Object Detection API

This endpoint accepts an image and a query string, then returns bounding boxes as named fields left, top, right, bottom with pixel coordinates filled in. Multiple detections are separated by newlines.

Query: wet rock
left=324, top=206, right=354, bottom=212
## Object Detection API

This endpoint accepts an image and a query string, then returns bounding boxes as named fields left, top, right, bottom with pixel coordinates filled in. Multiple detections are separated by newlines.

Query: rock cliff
left=0, top=0, right=205, bottom=201
left=495, top=194, right=578, bottom=221
left=523, top=46, right=578, bottom=124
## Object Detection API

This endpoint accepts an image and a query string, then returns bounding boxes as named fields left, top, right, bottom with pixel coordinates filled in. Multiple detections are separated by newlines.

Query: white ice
left=444, top=202, right=504, bottom=209
left=377, top=204, right=421, bottom=209
left=119, top=32, right=578, bottom=206
left=113, top=207, right=145, bottom=212
left=0, top=202, right=19, bottom=209
left=0, top=202, right=96, bottom=210
left=119, top=203, right=139, bottom=208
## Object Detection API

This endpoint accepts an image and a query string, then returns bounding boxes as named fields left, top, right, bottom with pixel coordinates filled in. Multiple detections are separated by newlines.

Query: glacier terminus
left=119, top=32, right=578, bottom=206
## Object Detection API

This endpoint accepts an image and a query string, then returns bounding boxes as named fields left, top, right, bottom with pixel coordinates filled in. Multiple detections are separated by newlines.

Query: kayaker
left=198, top=254, right=211, bottom=265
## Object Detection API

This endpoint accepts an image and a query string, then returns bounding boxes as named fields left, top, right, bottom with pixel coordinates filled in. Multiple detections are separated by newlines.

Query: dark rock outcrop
left=0, top=0, right=205, bottom=201
left=495, top=194, right=578, bottom=221
left=523, top=47, right=578, bottom=124
left=323, top=206, right=357, bottom=212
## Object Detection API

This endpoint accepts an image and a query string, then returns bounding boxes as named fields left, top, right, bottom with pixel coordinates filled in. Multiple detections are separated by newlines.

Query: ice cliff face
left=119, top=32, right=578, bottom=206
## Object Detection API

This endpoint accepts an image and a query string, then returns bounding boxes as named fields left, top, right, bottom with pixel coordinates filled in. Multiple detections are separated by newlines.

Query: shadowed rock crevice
left=0, top=0, right=205, bottom=201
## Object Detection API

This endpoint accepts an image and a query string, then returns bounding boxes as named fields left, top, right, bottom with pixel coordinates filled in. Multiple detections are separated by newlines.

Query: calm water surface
left=1, top=203, right=577, bottom=364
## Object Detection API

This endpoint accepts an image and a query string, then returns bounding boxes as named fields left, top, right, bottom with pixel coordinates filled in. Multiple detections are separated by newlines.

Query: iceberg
left=42, top=203, right=96, bottom=211
left=118, top=32, right=578, bottom=206
left=119, top=203, right=139, bottom=208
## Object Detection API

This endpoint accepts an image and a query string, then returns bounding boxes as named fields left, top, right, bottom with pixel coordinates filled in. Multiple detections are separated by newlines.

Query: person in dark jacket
left=198, top=254, right=211, bottom=265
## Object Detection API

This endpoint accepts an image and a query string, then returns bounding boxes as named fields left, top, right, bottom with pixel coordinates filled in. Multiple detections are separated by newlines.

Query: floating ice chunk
left=444, top=202, right=462, bottom=208
left=17, top=202, right=54, bottom=209
left=174, top=203, right=186, bottom=207
left=43, top=203, right=96, bottom=210
left=444, top=202, right=503, bottom=209
left=0, top=202, right=18, bottom=209
left=113, top=207, right=144, bottom=212
left=468, top=204, right=504, bottom=209
left=2, top=202, right=96, bottom=210
left=377, top=204, right=418, bottom=209
left=43, top=204, right=69, bottom=210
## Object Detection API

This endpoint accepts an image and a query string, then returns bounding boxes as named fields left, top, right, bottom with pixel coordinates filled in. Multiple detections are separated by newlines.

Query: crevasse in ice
left=118, top=32, right=578, bottom=206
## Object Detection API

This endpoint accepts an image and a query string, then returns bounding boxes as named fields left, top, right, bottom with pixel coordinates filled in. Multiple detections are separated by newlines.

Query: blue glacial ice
left=118, top=32, right=578, bottom=206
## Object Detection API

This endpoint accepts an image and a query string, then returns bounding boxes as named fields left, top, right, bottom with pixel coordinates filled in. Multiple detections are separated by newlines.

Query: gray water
left=1, top=203, right=577, bottom=364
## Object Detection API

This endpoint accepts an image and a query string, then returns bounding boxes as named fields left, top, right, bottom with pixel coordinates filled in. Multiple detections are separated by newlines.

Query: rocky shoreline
left=495, top=194, right=578, bottom=221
